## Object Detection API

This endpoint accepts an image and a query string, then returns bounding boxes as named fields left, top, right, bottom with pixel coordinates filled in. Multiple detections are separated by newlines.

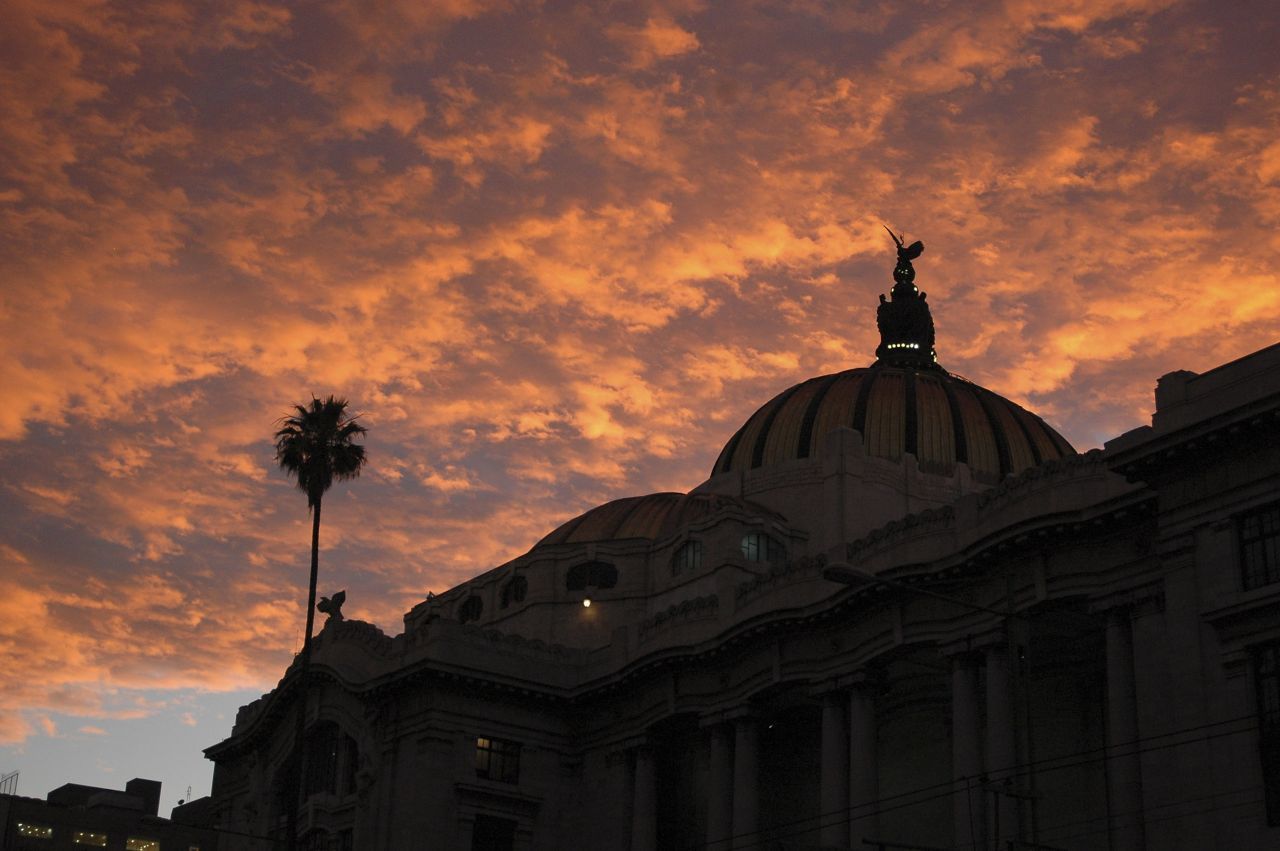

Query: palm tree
left=273, top=395, right=366, bottom=849
left=275, top=395, right=367, bottom=657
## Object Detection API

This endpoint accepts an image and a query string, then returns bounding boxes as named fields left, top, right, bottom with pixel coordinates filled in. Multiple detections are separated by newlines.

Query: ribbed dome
left=712, top=365, right=1075, bottom=480
left=536, top=492, right=782, bottom=548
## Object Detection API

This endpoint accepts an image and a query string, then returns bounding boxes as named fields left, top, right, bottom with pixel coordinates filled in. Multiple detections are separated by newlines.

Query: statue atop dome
left=886, top=226, right=924, bottom=286
left=875, top=227, right=937, bottom=366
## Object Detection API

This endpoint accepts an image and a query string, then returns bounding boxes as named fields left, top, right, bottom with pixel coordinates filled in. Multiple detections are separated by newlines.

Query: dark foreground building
left=204, top=246, right=1280, bottom=850
left=0, top=777, right=219, bottom=850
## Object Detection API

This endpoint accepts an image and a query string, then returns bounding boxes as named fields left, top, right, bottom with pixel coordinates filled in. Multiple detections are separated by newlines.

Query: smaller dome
left=536, top=492, right=781, bottom=548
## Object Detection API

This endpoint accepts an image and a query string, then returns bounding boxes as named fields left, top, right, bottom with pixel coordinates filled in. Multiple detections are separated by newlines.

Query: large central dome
left=711, top=364, right=1075, bottom=482
left=712, top=231, right=1075, bottom=483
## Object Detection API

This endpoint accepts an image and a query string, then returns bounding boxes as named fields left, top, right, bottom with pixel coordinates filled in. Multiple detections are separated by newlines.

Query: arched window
left=303, top=722, right=340, bottom=797
left=672, top=540, right=702, bottom=575
left=341, top=734, right=358, bottom=796
left=566, top=560, right=617, bottom=591
left=741, top=532, right=786, bottom=564
left=459, top=595, right=483, bottom=623
left=500, top=575, right=528, bottom=609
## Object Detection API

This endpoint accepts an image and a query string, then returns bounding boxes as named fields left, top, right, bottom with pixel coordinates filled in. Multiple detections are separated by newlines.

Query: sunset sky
left=2, top=0, right=1278, bottom=814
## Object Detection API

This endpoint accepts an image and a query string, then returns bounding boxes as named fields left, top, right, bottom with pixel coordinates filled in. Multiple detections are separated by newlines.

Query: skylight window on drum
left=741, top=532, right=785, bottom=564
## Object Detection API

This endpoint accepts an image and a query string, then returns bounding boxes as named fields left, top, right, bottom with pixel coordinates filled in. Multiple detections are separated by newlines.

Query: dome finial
left=875, top=227, right=937, bottom=366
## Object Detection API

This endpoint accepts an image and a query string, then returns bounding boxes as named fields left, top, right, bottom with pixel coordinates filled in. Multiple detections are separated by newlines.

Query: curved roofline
left=712, top=364, right=1075, bottom=479
left=534, top=490, right=786, bottom=549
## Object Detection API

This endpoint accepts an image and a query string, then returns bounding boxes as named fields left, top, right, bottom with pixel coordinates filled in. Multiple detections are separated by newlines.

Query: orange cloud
left=1, top=0, right=1278, bottom=754
left=607, top=17, right=701, bottom=68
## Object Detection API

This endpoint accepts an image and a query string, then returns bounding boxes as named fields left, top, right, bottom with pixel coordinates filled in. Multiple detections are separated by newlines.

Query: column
left=1105, top=609, right=1145, bottom=851
left=952, top=654, right=986, bottom=851
left=631, top=746, right=656, bottom=851
left=706, top=724, right=734, bottom=848
left=849, top=683, right=879, bottom=847
left=732, top=717, right=759, bottom=850
left=610, top=749, right=634, bottom=851
left=820, top=692, right=849, bottom=849
left=985, top=643, right=1019, bottom=848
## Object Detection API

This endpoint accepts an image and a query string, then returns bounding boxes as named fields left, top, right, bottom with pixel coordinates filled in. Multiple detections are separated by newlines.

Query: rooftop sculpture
left=318, top=589, right=346, bottom=622
left=875, top=226, right=937, bottom=366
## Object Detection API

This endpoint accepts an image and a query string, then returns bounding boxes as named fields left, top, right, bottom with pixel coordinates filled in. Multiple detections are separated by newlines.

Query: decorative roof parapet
left=735, top=553, right=828, bottom=602
left=407, top=618, right=588, bottom=663
left=846, top=506, right=956, bottom=560
left=973, top=449, right=1106, bottom=510
left=845, top=449, right=1143, bottom=566
left=315, top=617, right=396, bottom=657
left=638, top=595, right=720, bottom=642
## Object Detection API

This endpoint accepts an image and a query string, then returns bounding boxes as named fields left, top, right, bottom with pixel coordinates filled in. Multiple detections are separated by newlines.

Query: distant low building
left=204, top=244, right=1280, bottom=850
left=0, top=777, right=220, bottom=850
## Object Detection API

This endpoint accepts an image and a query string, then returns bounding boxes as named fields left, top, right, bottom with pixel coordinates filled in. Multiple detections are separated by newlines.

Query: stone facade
left=205, top=342, right=1280, bottom=850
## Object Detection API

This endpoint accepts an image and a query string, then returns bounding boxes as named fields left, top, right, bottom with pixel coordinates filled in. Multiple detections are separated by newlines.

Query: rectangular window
left=73, top=832, right=108, bottom=847
left=471, top=815, right=516, bottom=851
left=16, top=823, right=53, bottom=838
left=127, top=840, right=161, bottom=851
left=1255, top=640, right=1280, bottom=826
left=475, top=736, right=521, bottom=784
left=1241, top=501, right=1280, bottom=590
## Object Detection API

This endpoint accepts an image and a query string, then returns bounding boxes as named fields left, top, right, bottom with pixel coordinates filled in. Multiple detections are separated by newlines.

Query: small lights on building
left=582, top=598, right=592, bottom=608
left=886, top=342, right=920, bottom=350
left=73, top=831, right=108, bottom=846
left=17, top=822, right=54, bottom=838
left=126, top=839, right=161, bottom=851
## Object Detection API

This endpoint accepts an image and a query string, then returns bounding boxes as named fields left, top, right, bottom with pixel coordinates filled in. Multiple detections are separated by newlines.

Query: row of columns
left=951, top=645, right=1021, bottom=850
left=627, top=611, right=1144, bottom=851
left=1106, top=608, right=1146, bottom=851
left=631, top=692, right=879, bottom=851
left=628, top=715, right=769, bottom=850
left=817, top=686, right=879, bottom=848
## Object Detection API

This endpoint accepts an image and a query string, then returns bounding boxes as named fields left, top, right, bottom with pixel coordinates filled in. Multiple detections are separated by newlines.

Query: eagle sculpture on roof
left=318, top=589, right=346, bottom=622
left=884, top=225, right=923, bottom=262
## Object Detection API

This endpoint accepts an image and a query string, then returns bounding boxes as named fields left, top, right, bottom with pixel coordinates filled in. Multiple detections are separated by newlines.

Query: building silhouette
left=0, top=777, right=219, bottom=850
left=204, top=246, right=1280, bottom=850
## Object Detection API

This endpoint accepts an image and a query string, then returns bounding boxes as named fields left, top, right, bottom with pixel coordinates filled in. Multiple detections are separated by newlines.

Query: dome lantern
left=875, top=227, right=937, bottom=367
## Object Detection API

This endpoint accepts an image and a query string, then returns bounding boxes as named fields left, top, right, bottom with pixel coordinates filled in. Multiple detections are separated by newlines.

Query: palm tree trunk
left=287, top=496, right=323, bottom=851
left=304, top=497, right=321, bottom=655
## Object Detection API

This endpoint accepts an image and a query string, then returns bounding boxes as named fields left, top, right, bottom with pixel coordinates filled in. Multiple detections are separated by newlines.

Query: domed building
left=202, top=241, right=1280, bottom=851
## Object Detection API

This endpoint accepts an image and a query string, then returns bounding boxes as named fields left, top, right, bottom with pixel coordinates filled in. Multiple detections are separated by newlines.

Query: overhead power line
left=690, top=710, right=1263, bottom=850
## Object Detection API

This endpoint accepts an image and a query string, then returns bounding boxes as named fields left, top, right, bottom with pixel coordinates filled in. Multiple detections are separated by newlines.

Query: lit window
left=17, top=823, right=53, bottom=838
left=673, top=540, right=702, bottom=575
left=458, top=595, right=483, bottom=623
left=1255, top=640, right=1280, bottom=825
left=500, top=575, right=528, bottom=609
left=1241, top=502, right=1280, bottom=590
left=741, top=532, right=786, bottom=564
left=566, top=560, right=617, bottom=592
left=127, top=839, right=161, bottom=851
left=74, top=832, right=108, bottom=847
left=475, top=736, right=521, bottom=784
